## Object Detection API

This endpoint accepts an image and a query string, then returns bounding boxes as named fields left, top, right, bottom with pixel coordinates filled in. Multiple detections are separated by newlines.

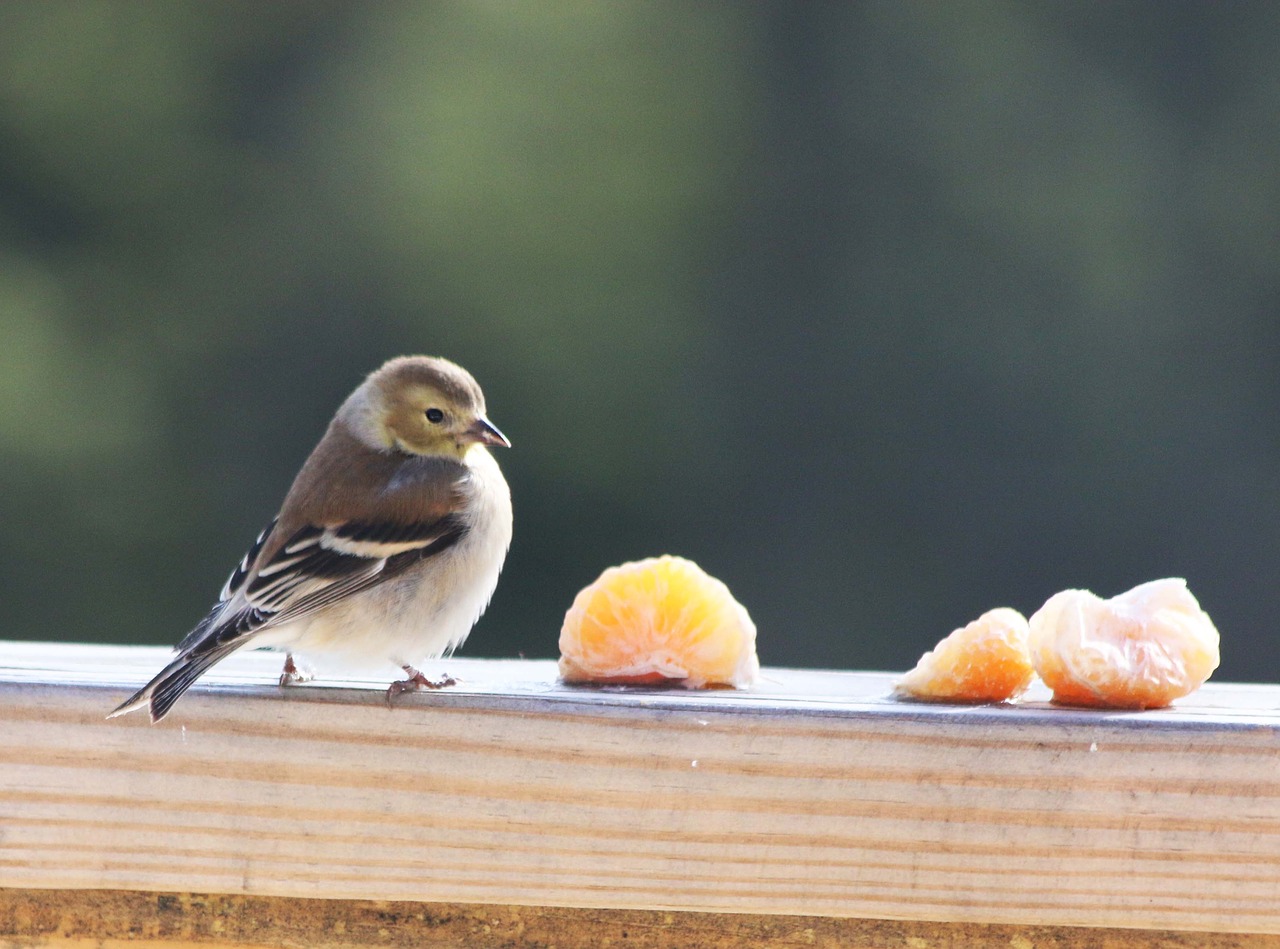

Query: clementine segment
left=1028, top=578, right=1220, bottom=709
left=895, top=607, right=1034, bottom=703
left=558, top=555, right=759, bottom=688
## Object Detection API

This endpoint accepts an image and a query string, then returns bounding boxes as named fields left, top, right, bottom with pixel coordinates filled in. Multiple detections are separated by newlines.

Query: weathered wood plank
left=4, top=888, right=1279, bottom=949
left=2, top=641, right=1279, bottom=935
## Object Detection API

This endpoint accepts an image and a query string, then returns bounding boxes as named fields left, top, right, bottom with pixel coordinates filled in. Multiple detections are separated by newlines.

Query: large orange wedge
left=558, top=555, right=759, bottom=688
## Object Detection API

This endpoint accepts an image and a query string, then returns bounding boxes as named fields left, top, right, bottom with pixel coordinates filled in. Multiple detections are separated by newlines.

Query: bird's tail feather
left=107, top=642, right=240, bottom=723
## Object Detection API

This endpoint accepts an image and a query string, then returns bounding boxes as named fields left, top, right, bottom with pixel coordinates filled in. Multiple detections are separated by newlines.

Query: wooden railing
left=2, top=641, right=1279, bottom=947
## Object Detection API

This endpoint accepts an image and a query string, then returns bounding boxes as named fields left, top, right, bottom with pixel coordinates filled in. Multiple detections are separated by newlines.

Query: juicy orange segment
left=1028, top=578, right=1220, bottom=709
left=558, top=555, right=759, bottom=688
left=895, top=608, right=1034, bottom=703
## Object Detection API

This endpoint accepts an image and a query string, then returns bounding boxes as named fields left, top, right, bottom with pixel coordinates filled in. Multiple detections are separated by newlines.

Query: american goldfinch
left=109, top=355, right=513, bottom=723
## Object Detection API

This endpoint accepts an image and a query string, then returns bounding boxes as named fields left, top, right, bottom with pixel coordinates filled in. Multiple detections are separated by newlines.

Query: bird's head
left=342, top=355, right=510, bottom=459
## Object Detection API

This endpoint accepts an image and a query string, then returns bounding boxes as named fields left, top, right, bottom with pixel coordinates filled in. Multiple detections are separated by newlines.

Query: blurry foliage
left=1, top=1, right=1278, bottom=681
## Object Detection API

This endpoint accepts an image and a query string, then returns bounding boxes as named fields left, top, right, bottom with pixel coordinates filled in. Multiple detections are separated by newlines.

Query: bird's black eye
left=425, top=408, right=445, bottom=424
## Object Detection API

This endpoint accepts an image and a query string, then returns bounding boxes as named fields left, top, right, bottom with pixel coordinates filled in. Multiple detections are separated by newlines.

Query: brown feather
left=258, top=421, right=468, bottom=568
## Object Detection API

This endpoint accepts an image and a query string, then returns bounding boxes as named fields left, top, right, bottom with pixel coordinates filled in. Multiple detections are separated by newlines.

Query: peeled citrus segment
left=558, top=555, right=759, bottom=688
left=894, top=607, right=1034, bottom=703
left=1028, top=578, right=1220, bottom=709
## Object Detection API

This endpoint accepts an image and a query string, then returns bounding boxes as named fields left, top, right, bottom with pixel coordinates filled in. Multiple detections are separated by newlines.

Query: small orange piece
left=1028, top=578, right=1220, bottom=709
left=894, top=607, right=1034, bottom=703
left=558, top=555, right=759, bottom=688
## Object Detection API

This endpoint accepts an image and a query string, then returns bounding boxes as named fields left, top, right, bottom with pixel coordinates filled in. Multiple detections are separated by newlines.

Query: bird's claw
left=386, top=666, right=457, bottom=706
left=278, top=653, right=313, bottom=688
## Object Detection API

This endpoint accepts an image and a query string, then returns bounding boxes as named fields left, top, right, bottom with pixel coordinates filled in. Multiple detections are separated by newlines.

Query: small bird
left=110, top=355, right=513, bottom=723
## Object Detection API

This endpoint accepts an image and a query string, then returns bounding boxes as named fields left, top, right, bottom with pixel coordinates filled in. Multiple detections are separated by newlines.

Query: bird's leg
left=386, top=664, right=457, bottom=705
left=278, top=653, right=313, bottom=688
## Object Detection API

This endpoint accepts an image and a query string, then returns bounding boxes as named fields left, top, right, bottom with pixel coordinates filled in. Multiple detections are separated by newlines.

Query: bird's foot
left=386, top=665, right=457, bottom=705
left=278, top=653, right=313, bottom=688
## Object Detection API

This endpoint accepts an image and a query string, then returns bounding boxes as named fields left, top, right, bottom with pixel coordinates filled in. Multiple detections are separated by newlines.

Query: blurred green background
left=2, top=2, right=1277, bottom=681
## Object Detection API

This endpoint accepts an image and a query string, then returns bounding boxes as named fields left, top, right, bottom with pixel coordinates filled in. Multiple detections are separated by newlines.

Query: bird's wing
left=206, top=513, right=470, bottom=649
left=220, top=517, right=279, bottom=602
left=178, top=454, right=475, bottom=657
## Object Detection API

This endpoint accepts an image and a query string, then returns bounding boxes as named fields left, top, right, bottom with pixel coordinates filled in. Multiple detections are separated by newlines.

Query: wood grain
left=2, top=641, right=1280, bottom=936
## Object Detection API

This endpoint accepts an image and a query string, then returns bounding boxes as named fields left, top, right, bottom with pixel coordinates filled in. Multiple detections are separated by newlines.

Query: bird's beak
left=466, top=416, right=511, bottom=448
